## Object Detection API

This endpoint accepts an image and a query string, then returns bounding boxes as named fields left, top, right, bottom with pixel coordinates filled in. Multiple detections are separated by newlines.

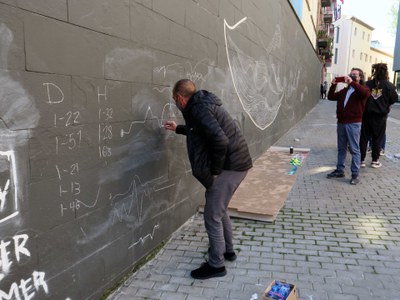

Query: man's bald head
left=173, top=79, right=196, bottom=99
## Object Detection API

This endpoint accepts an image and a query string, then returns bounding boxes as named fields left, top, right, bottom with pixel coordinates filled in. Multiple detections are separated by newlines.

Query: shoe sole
left=371, top=165, right=382, bottom=168
left=327, top=175, right=345, bottom=178
left=191, top=270, right=227, bottom=279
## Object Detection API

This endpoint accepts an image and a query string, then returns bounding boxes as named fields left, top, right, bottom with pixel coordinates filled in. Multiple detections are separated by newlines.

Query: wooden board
left=199, top=147, right=309, bottom=222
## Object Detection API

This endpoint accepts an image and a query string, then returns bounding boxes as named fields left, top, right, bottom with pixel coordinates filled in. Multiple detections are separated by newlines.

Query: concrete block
left=130, top=2, right=171, bottom=52
left=24, top=13, right=105, bottom=78
left=153, top=0, right=185, bottom=26
left=185, top=1, right=213, bottom=38
left=69, top=0, right=130, bottom=39
left=17, top=0, right=67, bottom=21
left=195, top=0, right=219, bottom=16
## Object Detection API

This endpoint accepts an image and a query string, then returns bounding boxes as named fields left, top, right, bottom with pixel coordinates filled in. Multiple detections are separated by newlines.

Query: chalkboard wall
left=0, top=0, right=320, bottom=299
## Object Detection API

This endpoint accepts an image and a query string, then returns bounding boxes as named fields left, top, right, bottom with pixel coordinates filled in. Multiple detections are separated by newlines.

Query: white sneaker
left=380, top=149, right=385, bottom=156
left=371, top=161, right=382, bottom=168
left=361, top=161, right=366, bottom=168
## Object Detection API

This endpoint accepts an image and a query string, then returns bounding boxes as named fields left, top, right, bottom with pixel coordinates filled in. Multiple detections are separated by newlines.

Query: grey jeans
left=204, top=170, right=248, bottom=268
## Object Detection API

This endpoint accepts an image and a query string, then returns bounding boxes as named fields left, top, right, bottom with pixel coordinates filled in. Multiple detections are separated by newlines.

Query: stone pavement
left=107, top=100, right=400, bottom=300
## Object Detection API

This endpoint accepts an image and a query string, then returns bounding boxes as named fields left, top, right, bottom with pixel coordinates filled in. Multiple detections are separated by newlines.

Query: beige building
left=293, top=0, right=320, bottom=48
left=328, top=15, right=394, bottom=81
left=370, top=47, right=395, bottom=80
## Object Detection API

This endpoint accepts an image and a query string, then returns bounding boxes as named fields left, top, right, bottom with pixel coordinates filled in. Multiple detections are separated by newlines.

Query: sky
left=341, top=0, right=399, bottom=49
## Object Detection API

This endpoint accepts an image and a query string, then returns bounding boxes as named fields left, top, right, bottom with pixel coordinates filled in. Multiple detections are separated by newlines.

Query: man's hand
left=344, top=75, right=352, bottom=84
left=164, top=120, right=177, bottom=132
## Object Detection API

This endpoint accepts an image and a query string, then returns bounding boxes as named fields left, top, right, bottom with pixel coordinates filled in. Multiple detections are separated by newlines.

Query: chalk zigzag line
left=128, top=224, right=160, bottom=249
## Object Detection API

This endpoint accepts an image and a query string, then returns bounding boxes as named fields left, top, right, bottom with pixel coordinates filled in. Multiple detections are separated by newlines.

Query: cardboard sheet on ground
left=200, top=147, right=309, bottom=222
left=229, top=147, right=308, bottom=222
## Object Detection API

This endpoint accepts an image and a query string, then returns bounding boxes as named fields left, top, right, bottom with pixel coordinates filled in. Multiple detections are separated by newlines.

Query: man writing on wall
left=164, top=79, right=252, bottom=279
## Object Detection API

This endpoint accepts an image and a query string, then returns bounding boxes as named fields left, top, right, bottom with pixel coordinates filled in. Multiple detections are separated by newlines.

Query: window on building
left=365, top=54, right=368, bottom=62
left=352, top=49, right=355, bottom=58
left=354, top=27, right=357, bottom=36
left=360, top=52, right=363, bottom=60
left=334, top=48, right=338, bottom=64
left=375, top=58, right=378, bottom=63
left=362, top=32, right=365, bottom=39
left=369, top=56, right=372, bottom=63
left=368, top=34, right=370, bottom=41
left=336, top=27, right=340, bottom=43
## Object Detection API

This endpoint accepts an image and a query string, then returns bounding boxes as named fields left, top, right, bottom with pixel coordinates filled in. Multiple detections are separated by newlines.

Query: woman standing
left=360, top=63, right=398, bottom=168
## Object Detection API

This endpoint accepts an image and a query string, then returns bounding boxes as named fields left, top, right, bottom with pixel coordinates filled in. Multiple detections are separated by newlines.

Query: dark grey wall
left=0, top=0, right=320, bottom=299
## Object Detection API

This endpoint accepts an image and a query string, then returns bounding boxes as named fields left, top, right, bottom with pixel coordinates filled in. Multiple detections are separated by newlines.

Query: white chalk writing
left=0, top=180, right=10, bottom=212
left=43, top=83, right=64, bottom=104
left=0, top=235, right=49, bottom=299
left=0, top=151, right=19, bottom=224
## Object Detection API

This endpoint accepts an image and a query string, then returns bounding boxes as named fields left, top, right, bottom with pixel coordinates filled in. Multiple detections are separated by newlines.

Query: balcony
left=324, top=12, right=333, bottom=23
left=321, top=0, right=332, bottom=7
left=320, top=49, right=333, bottom=59
left=317, top=38, right=328, bottom=49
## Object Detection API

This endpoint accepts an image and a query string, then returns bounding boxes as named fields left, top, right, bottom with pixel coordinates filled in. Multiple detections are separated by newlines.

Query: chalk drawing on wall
left=105, top=47, right=154, bottom=81
left=153, top=58, right=214, bottom=88
left=111, top=174, right=168, bottom=224
left=224, top=17, right=303, bottom=130
left=0, top=151, right=18, bottom=224
left=77, top=172, right=189, bottom=248
left=128, top=224, right=159, bottom=249
left=0, top=24, right=40, bottom=131
left=120, top=103, right=177, bottom=137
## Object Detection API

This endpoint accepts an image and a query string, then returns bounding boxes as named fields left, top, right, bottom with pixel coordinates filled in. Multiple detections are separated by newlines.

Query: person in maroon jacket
left=326, top=68, right=371, bottom=185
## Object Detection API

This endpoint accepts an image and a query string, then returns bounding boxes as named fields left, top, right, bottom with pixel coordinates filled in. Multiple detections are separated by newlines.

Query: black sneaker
left=207, top=248, right=237, bottom=262
left=327, top=170, right=345, bottom=178
left=350, top=176, right=359, bottom=185
left=190, top=262, right=226, bottom=279
left=224, top=251, right=237, bottom=262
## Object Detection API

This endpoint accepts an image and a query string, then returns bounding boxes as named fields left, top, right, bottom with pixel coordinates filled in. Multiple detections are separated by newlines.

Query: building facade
left=329, top=15, right=394, bottom=81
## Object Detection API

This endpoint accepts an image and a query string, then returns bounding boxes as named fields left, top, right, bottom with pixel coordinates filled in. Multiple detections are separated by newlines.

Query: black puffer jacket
left=176, top=90, right=252, bottom=189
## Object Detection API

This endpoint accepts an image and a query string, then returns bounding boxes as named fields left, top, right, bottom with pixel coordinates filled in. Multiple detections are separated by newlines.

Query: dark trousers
left=360, top=115, right=387, bottom=162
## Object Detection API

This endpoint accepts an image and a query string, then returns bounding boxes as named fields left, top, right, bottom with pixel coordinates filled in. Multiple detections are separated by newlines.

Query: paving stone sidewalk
left=108, top=100, right=400, bottom=300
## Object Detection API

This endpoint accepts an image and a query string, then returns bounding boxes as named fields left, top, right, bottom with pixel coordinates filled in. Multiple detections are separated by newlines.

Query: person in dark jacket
left=164, top=79, right=252, bottom=280
left=326, top=68, right=370, bottom=185
left=360, top=63, right=398, bottom=168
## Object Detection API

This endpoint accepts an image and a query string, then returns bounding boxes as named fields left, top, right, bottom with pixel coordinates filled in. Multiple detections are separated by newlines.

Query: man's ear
left=176, top=94, right=185, bottom=105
